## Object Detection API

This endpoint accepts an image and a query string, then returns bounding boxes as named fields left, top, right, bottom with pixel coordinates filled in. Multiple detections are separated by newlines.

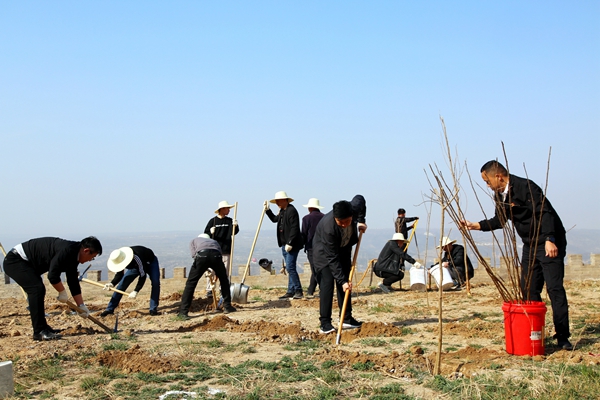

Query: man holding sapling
left=461, top=160, right=572, bottom=350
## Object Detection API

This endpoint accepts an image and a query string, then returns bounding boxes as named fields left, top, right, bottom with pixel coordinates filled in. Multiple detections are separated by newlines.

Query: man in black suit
left=461, top=160, right=571, bottom=350
left=438, top=237, right=474, bottom=287
left=312, top=195, right=367, bottom=334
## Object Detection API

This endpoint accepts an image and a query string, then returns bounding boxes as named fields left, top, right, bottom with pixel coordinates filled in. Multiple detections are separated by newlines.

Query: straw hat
left=214, top=200, right=235, bottom=214
left=107, top=247, right=134, bottom=273
left=436, top=236, right=457, bottom=249
left=391, top=233, right=407, bottom=241
left=302, top=198, right=324, bottom=209
left=198, top=233, right=210, bottom=239
left=270, top=191, right=294, bottom=204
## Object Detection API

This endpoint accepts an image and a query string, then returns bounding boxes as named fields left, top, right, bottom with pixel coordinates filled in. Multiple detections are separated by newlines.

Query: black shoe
left=33, top=329, right=61, bottom=341
left=557, top=339, right=573, bottom=350
left=177, top=313, right=190, bottom=320
left=100, top=310, right=114, bottom=317
left=278, top=292, right=294, bottom=299
left=293, top=291, right=304, bottom=299
left=44, top=325, right=62, bottom=334
left=342, top=317, right=363, bottom=329
left=149, top=310, right=159, bottom=316
left=223, top=304, right=237, bottom=314
left=319, top=323, right=335, bottom=334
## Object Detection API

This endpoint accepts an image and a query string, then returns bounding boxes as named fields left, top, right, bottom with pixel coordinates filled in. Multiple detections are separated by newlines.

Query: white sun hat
left=270, top=191, right=294, bottom=204
left=302, top=198, right=324, bottom=209
left=198, top=233, right=211, bottom=239
left=107, top=247, right=134, bottom=273
left=391, top=233, right=407, bottom=241
left=436, top=236, right=457, bottom=249
left=214, top=200, right=235, bottom=214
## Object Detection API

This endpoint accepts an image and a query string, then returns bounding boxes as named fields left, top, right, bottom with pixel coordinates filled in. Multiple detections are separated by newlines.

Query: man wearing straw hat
left=203, top=200, right=239, bottom=299
left=302, top=198, right=325, bottom=298
left=100, top=246, right=161, bottom=317
left=461, top=160, right=571, bottom=350
left=374, top=233, right=422, bottom=294
left=178, top=234, right=236, bottom=318
left=438, top=236, right=473, bottom=288
left=312, top=195, right=367, bottom=334
left=3, top=236, right=102, bottom=340
left=266, top=191, right=305, bottom=299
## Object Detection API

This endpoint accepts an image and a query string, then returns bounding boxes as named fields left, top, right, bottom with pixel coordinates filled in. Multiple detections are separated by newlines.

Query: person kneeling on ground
left=438, top=236, right=474, bottom=288
left=178, top=234, right=236, bottom=318
left=374, top=233, right=422, bottom=293
left=101, top=246, right=161, bottom=317
left=3, top=236, right=102, bottom=340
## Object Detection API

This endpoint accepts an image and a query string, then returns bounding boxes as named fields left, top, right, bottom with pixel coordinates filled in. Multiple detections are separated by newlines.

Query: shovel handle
left=240, top=205, right=266, bottom=285
left=336, top=232, right=363, bottom=345
left=228, top=202, right=238, bottom=282
left=65, top=300, right=112, bottom=333
left=80, top=278, right=131, bottom=296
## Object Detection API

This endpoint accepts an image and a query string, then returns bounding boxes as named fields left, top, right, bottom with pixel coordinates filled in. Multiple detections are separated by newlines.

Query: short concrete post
left=173, top=267, right=187, bottom=279
left=87, top=270, right=102, bottom=282
left=567, top=254, right=583, bottom=267
left=589, top=254, right=600, bottom=266
left=0, top=361, right=14, bottom=398
left=159, top=268, right=165, bottom=279
left=3, top=273, right=9, bottom=285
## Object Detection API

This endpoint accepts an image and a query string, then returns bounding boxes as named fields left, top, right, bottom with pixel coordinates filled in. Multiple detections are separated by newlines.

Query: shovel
left=336, top=232, right=363, bottom=345
left=228, top=202, right=238, bottom=282
left=230, top=204, right=266, bottom=304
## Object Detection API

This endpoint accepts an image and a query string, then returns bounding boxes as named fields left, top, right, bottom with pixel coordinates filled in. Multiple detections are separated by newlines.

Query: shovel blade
left=230, top=283, right=249, bottom=304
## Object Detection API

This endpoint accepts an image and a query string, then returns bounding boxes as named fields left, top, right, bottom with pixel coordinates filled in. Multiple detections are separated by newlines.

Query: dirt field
left=1, top=279, right=599, bottom=399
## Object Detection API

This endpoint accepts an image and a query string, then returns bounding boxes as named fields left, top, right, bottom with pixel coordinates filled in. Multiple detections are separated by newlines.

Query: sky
left=1, top=1, right=599, bottom=242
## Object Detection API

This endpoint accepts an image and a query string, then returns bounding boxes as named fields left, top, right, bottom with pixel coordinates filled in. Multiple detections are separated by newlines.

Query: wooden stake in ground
left=335, top=232, right=363, bottom=345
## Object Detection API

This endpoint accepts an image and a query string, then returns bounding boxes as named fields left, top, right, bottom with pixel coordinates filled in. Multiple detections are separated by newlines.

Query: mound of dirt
left=61, top=324, right=99, bottom=336
left=95, top=344, right=179, bottom=373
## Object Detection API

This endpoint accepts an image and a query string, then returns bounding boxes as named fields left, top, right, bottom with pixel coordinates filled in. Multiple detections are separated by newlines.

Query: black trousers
left=3, top=251, right=48, bottom=334
left=316, top=264, right=352, bottom=326
left=380, top=270, right=404, bottom=286
left=306, top=249, right=319, bottom=294
left=521, top=239, right=570, bottom=340
left=179, top=250, right=232, bottom=314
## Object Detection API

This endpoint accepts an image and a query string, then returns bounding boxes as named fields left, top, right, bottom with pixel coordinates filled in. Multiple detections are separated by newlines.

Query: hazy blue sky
left=1, top=1, right=598, bottom=241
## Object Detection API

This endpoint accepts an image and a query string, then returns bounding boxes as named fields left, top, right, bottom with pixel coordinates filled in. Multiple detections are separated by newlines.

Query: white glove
left=442, top=261, right=449, bottom=268
left=413, top=261, right=423, bottom=269
left=284, top=244, right=293, bottom=252
left=77, top=304, right=90, bottom=318
left=264, top=200, right=270, bottom=211
left=57, top=290, right=68, bottom=303
left=357, top=222, right=368, bottom=233
left=128, top=290, right=138, bottom=299
left=103, top=283, right=114, bottom=291
left=233, top=219, right=238, bottom=226
left=210, top=227, right=216, bottom=235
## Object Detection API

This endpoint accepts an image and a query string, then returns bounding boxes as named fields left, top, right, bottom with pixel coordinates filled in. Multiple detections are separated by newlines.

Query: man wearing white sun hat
left=437, top=236, right=474, bottom=287
left=203, top=200, right=239, bottom=298
left=301, top=198, right=325, bottom=298
left=374, top=233, right=422, bottom=293
left=100, top=246, right=161, bottom=317
left=265, top=191, right=304, bottom=299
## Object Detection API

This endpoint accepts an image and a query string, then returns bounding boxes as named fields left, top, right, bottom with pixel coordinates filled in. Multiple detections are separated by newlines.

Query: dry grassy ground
left=1, top=279, right=599, bottom=399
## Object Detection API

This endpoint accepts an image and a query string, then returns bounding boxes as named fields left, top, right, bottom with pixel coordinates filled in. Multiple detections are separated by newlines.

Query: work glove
left=357, top=222, right=368, bottom=233
left=263, top=200, right=270, bottom=211
left=413, top=261, right=423, bottom=269
left=210, top=227, right=216, bottom=235
left=77, top=304, right=90, bottom=318
left=103, top=283, right=114, bottom=291
left=284, top=244, right=293, bottom=252
left=56, top=290, right=68, bottom=303
left=128, top=290, right=138, bottom=299
left=233, top=219, right=238, bottom=227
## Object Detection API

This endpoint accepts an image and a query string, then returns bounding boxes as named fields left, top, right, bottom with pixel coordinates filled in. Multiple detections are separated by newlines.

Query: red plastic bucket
left=502, top=301, right=547, bottom=356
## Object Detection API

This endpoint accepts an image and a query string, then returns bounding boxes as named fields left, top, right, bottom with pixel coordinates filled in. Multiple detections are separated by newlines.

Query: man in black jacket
left=203, top=200, right=239, bottom=298
left=438, top=237, right=474, bottom=287
left=100, top=246, right=161, bottom=316
left=395, top=208, right=419, bottom=239
left=461, top=160, right=571, bottom=350
left=374, top=233, right=422, bottom=293
left=266, top=191, right=304, bottom=299
left=313, top=195, right=367, bottom=334
left=3, top=236, right=102, bottom=340
left=301, top=197, right=325, bottom=298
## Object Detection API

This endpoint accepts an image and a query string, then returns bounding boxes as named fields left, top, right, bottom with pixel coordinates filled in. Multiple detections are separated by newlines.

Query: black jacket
left=374, top=240, right=415, bottom=276
left=110, top=246, right=157, bottom=292
left=441, top=244, right=474, bottom=282
left=312, top=195, right=366, bottom=285
left=266, top=203, right=304, bottom=251
left=395, top=216, right=418, bottom=238
left=204, top=216, right=239, bottom=254
left=478, top=174, right=566, bottom=246
left=301, top=209, right=325, bottom=251
left=22, top=237, right=83, bottom=296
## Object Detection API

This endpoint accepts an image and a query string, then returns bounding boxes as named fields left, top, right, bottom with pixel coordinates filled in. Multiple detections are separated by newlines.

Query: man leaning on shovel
left=313, top=195, right=367, bottom=334
left=178, top=234, right=237, bottom=319
left=3, top=236, right=102, bottom=340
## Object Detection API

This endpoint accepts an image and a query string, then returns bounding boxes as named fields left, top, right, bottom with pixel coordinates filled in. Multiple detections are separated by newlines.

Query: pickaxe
left=78, top=265, right=131, bottom=296
left=64, top=300, right=112, bottom=333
